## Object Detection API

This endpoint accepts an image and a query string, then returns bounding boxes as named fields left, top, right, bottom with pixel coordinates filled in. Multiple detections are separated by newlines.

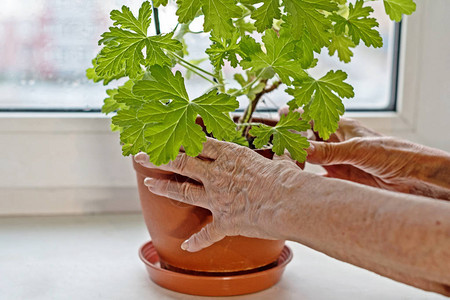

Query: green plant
left=87, top=0, right=415, bottom=165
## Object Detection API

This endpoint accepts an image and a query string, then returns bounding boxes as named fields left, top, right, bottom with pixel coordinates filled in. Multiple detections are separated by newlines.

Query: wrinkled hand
left=307, top=118, right=450, bottom=200
left=134, top=138, right=304, bottom=252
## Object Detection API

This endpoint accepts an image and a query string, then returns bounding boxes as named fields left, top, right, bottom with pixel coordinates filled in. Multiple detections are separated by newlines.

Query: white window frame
left=1, top=0, right=448, bottom=215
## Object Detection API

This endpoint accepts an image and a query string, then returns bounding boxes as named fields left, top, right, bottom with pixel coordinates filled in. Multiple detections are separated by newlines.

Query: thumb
left=181, top=221, right=225, bottom=252
left=307, top=140, right=358, bottom=166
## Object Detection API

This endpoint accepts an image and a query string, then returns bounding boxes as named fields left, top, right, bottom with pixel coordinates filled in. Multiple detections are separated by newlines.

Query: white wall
left=0, top=0, right=448, bottom=216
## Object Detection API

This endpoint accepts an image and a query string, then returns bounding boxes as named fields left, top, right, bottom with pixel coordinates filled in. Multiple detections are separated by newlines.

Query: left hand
left=134, top=138, right=304, bottom=252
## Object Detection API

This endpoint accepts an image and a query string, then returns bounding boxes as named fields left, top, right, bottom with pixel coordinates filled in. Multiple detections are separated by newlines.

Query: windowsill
left=0, top=110, right=403, bottom=133
left=0, top=213, right=446, bottom=299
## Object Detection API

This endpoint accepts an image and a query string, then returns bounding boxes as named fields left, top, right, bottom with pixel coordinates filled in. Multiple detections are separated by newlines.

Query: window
left=0, top=0, right=398, bottom=112
left=1, top=1, right=450, bottom=215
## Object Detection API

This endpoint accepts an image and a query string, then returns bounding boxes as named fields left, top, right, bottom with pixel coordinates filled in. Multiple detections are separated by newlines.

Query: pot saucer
left=139, top=241, right=293, bottom=296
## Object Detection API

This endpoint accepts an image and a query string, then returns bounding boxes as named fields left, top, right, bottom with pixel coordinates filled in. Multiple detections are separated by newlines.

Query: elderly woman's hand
left=307, top=118, right=450, bottom=200
left=134, top=138, right=306, bottom=252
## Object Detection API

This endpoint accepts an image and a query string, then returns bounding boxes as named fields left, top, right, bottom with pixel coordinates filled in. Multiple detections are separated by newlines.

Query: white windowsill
left=0, top=213, right=446, bottom=300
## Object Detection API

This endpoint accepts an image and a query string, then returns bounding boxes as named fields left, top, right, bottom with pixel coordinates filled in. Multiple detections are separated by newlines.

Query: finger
left=306, top=140, right=360, bottom=166
left=135, top=152, right=209, bottom=182
left=335, top=118, right=382, bottom=141
left=278, top=106, right=304, bottom=117
left=144, top=177, right=209, bottom=209
left=181, top=221, right=225, bottom=252
left=199, top=137, right=238, bottom=160
left=278, top=106, right=289, bottom=117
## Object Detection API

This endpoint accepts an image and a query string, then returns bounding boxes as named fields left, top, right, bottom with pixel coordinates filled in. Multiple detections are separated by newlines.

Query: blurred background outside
left=0, top=0, right=395, bottom=111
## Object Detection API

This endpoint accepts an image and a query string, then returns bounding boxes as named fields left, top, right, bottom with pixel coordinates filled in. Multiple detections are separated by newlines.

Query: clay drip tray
left=159, top=259, right=279, bottom=276
left=139, top=241, right=293, bottom=296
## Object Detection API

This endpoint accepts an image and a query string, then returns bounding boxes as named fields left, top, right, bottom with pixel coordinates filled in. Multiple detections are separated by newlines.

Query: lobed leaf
left=94, top=2, right=182, bottom=80
left=328, top=33, right=355, bottom=63
left=201, top=0, right=242, bottom=39
left=383, top=0, right=416, bottom=22
left=251, top=0, right=281, bottom=32
left=250, top=111, right=310, bottom=162
left=133, top=65, right=189, bottom=102
left=282, top=0, right=338, bottom=47
left=192, top=91, right=239, bottom=140
left=240, top=30, right=307, bottom=85
left=331, top=0, right=383, bottom=48
left=121, top=66, right=238, bottom=165
left=176, top=0, right=202, bottom=23
left=287, top=70, right=354, bottom=140
left=206, top=31, right=242, bottom=70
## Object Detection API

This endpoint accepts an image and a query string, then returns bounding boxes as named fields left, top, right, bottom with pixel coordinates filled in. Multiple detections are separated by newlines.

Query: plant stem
left=171, top=53, right=216, bottom=78
left=239, top=80, right=282, bottom=137
left=177, top=61, right=217, bottom=85
left=230, top=68, right=266, bottom=97
left=214, top=68, right=225, bottom=93
left=238, top=122, right=264, bottom=126
left=151, top=3, right=161, bottom=35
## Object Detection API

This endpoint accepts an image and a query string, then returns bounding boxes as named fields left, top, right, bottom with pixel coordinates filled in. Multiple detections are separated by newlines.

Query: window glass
left=0, top=0, right=395, bottom=111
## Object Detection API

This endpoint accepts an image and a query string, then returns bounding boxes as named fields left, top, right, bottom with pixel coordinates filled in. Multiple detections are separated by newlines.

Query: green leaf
left=230, top=71, right=267, bottom=98
left=110, top=2, right=152, bottom=36
left=240, top=30, right=307, bottom=84
left=293, top=30, right=319, bottom=69
left=328, top=33, right=355, bottom=63
left=119, top=65, right=238, bottom=165
left=331, top=0, right=383, bottom=48
left=282, top=0, right=338, bottom=47
left=201, top=0, right=242, bottom=38
left=153, top=0, right=169, bottom=7
left=114, top=80, right=145, bottom=108
left=133, top=65, right=189, bottom=102
left=249, top=111, right=310, bottom=162
left=146, top=33, right=183, bottom=66
left=234, top=17, right=257, bottom=36
left=230, top=134, right=250, bottom=147
left=102, top=88, right=127, bottom=115
left=206, top=31, right=242, bottom=70
left=192, top=91, right=239, bottom=140
left=287, top=70, right=354, bottom=139
left=251, top=0, right=281, bottom=32
left=138, top=100, right=206, bottom=164
left=383, top=0, right=416, bottom=22
left=95, top=2, right=182, bottom=79
left=112, top=107, right=149, bottom=156
left=176, top=0, right=202, bottom=23
left=86, top=58, right=126, bottom=85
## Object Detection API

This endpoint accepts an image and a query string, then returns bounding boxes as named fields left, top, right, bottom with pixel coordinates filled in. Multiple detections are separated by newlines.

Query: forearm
left=275, top=173, right=450, bottom=295
left=411, top=150, right=450, bottom=200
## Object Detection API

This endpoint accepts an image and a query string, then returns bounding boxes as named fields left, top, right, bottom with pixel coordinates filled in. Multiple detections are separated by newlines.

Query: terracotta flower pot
left=133, top=159, right=285, bottom=273
left=133, top=117, right=285, bottom=273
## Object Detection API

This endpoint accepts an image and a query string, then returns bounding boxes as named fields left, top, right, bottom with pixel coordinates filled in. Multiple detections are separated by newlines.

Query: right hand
left=134, top=138, right=306, bottom=252
left=306, top=118, right=450, bottom=200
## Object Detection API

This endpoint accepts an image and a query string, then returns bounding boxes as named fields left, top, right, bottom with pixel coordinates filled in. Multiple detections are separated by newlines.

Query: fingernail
left=181, top=240, right=189, bottom=251
left=144, top=177, right=154, bottom=186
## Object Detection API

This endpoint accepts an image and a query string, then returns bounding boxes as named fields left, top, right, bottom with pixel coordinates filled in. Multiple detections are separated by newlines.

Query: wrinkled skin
left=134, top=140, right=304, bottom=252
left=279, top=107, right=450, bottom=200
left=134, top=135, right=450, bottom=296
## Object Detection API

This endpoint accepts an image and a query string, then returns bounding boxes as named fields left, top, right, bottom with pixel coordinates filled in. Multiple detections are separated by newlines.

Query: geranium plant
left=87, top=0, right=415, bottom=165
